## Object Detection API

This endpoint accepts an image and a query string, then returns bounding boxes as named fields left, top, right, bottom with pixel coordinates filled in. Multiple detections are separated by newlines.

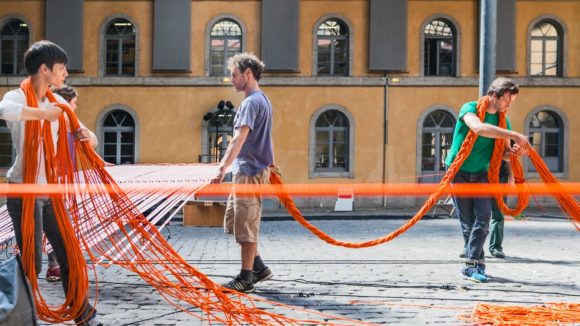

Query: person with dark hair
left=212, top=53, right=274, bottom=293
left=445, top=77, right=529, bottom=282
left=0, top=40, right=101, bottom=325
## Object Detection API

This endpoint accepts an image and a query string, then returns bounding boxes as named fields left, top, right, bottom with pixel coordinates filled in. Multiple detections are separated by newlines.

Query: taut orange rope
left=271, top=96, right=579, bottom=247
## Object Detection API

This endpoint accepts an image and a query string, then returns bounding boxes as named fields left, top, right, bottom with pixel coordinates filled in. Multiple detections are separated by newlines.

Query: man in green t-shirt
left=445, top=77, right=529, bottom=282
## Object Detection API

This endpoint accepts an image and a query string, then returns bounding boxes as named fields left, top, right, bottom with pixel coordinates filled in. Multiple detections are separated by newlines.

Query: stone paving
left=34, top=216, right=579, bottom=325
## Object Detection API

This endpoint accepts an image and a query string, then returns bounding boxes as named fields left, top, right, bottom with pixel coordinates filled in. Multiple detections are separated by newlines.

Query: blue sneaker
left=477, top=263, right=486, bottom=275
left=461, top=264, right=487, bottom=282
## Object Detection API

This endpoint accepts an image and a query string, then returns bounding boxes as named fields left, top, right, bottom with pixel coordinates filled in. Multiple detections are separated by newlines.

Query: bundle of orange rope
left=18, top=78, right=371, bottom=325
left=457, top=302, right=580, bottom=325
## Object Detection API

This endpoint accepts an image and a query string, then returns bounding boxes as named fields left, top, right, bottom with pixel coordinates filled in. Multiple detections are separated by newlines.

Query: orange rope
left=2, top=182, right=580, bottom=197
left=457, top=302, right=580, bottom=325
left=18, top=77, right=370, bottom=325
left=20, top=78, right=92, bottom=323
left=271, top=95, right=579, bottom=245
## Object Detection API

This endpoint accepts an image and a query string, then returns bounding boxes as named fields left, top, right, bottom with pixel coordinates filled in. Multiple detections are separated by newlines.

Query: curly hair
left=487, top=77, right=519, bottom=98
left=227, top=53, right=266, bottom=81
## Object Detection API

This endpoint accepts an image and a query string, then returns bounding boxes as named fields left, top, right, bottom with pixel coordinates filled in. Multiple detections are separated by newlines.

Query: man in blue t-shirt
left=445, top=78, right=529, bottom=282
left=212, top=53, right=275, bottom=293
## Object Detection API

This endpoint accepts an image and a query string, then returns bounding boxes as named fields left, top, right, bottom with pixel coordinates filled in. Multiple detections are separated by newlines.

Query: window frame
left=312, top=14, right=354, bottom=77
left=523, top=106, right=568, bottom=178
left=204, top=14, right=247, bottom=77
left=527, top=16, right=567, bottom=77
left=309, top=105, right=355, bottom=179
left=96, top=105, right=140, bottom=165
left=0, top=16, right=31, bottom=76
left=419, top=14, right=461, bottom=78
left=99, top=15, right=139, bottom=77
left=416, top=106, right=457, bottom=183
left=200, top=105, right=236, bottom=163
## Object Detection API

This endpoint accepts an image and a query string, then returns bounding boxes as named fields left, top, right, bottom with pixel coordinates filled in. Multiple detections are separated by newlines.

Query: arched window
left=102, top=109, right=136, bottom=165
left=314, top=110, right=349, bottom=172
left=209, top=19, right=242, bottom=76
left=530, top=20, right=562, bottom=76
left=104, top=18, right=136, bottom=76
left=528, top=110, right=563, bottom=172
left=316, top=19, right=349, bottom=76
left=200, top=101, right=236, bottom=163
left=1, top=19, right=29, bottom=75
left=0, top=120, right=14, bottom=168
left=423, top=19, right=456, bottom=76
left=419, top=110, right=456, bottom=183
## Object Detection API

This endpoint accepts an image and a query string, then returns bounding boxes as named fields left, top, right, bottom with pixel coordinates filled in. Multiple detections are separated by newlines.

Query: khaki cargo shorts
left=224, top=168, right=270, bottom=243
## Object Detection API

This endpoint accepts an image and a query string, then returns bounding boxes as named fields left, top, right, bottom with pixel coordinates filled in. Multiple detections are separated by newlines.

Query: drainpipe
left=479, top=0, right=497, bottom=96
left=382, top=72, right=388, bottom=207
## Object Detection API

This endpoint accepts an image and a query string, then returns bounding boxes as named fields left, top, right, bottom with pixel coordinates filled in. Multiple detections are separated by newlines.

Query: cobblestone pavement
left=35, top=216, right=579, bottom=325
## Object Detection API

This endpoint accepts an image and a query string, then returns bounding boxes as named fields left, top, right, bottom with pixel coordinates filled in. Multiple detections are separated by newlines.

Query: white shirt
left=0, top=89, right=68, bottom=183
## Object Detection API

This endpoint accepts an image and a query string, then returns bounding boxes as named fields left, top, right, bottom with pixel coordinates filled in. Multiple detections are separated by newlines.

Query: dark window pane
left=104, top=132, right=117, bottom=142
left=104, top=144, right=117, bottom=156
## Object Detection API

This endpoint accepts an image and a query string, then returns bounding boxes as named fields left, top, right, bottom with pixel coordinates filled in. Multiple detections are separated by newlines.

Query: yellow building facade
left=1, top=0, right=578, bottom=208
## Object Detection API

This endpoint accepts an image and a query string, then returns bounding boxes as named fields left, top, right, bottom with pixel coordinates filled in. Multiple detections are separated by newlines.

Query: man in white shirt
left=0, top=40, right=100, bottom=326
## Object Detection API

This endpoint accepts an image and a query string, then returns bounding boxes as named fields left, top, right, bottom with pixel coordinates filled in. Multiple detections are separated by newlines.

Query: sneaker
left=459, top=251, right=467, bottom=258
left=46, top=267, right=61, bottom=283
left=477, top=262, right=486, bottom=275
left=461, top=264, right=487, bottom=283
left=252, top=267, right=273, bottom=284
left=222, top=275, right=254, bottom=293
left=490, top=249, right=506, bottom=258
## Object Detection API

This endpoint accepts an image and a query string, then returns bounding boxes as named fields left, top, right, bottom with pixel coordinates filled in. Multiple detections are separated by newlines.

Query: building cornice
left=2, top=76, right=580, bottom=87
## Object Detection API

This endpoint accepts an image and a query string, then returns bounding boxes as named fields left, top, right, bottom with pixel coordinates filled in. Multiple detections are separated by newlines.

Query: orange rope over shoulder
left=20, top=78, right=91, bottom=323
left=271, top=95, right=579, bottom=248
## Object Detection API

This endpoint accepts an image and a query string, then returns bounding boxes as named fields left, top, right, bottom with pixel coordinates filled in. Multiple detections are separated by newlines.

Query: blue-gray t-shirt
left=232, top=90, right=274, bottom=176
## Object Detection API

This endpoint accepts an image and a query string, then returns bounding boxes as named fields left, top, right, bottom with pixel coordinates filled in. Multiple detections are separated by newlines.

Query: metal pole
left=479, top=0, right=497, bottom=97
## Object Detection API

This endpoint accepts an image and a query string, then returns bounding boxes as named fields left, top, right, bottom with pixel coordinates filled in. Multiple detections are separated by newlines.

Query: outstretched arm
left=463, top=112, right=529, bottom=155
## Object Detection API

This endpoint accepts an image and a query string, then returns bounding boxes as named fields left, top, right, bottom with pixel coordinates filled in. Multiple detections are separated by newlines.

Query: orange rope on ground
left=271, top=95, right=579, bottom=246
left=18, top=78, right=370, bottom=325
left=457, top=302, right=580, bottom=325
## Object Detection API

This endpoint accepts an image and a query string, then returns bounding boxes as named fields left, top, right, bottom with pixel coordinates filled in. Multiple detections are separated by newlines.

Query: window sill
left=310, top=171, right=354, bottom=179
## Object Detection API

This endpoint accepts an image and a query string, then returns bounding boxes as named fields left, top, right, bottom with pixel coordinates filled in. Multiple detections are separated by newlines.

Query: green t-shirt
left=445, top=101, right=512, bottom=173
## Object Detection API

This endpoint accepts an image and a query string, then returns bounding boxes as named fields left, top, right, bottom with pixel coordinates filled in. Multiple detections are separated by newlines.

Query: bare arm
left=74, top=127, right=98, bottom=148
left=463, top=112, right=529, bottom=155
left=212, top=125, right=250, bottom=183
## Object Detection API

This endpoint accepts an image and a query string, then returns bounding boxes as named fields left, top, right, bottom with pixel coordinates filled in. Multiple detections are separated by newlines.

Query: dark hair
left=52, top=85, right=78, bottom=103
left=24, top=40, right=68, bottom=75
left=487, top=77, right=519, bottom=98
left=227, top=53, right=266, bottom=81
